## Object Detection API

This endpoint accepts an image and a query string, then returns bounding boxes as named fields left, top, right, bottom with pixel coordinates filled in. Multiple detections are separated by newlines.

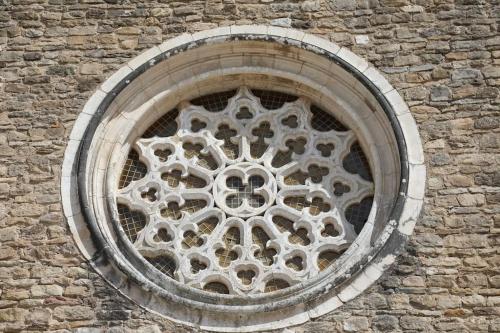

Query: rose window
left=63, top=27, right=425, bottom=332
left=116, top=87, right=374, bottom=295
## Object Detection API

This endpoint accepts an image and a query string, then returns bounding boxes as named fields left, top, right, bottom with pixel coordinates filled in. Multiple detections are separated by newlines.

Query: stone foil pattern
left=116, top=87, right=374, bottom=295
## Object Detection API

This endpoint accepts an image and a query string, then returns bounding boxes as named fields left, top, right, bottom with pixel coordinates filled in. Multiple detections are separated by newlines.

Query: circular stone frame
left=61, top=26, right=425, bottom=332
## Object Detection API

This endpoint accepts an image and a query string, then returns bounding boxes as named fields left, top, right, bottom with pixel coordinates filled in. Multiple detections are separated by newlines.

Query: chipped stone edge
left=61, top=25, right=426, bottom=332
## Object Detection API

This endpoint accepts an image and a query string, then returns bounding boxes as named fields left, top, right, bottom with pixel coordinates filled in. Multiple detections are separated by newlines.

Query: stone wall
left=0, top=0, right=499, bottom=332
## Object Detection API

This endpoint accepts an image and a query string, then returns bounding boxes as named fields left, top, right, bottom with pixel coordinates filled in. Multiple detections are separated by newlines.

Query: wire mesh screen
left=215, top=124, right=239, bottom=159
left=273, top=215, right=295, bottom=234
left=153, top=228, right=171, bottom=242
left=288, top=228, right=310, bottom=246
left=140, top=188, right=157, bottom=202
left=310, top=105, right=348, bottom=132
left=203, top=281, right=230, bottom=294
left=161, top=170, right=207, bottom=189
left=182, top=217, right=219, bottom=249
left=317, top=250, right=343, bottom=271
left=272, top=215, right=310, bottom=246
left=190, top=259, right=207, bottom=274
left=271, top=138, right=307, bottom=168
left=283, top=196, right=330, bottom=216
left=236, top=106, right=253, bottom=120
left=198, top=217, right=219, bottom=234
left=284, top=170, right=308, bottom=185
left=142, top=109, right=179, bottom=138
left=223, top=227, right=240, bottom=246
left=154, top=148, right=172, bottom=162
left=250, top=122, right=273, bottom=158
left=285, top=256, right=303, bottom=271
left=225, top=176, right=265, bottom=209
left=146, top=255, right=177, bottom=279
left=160, top=200, right=207, bottom=220
left=191, top=90, right=237, bottom=112
left=182, top=230, right=204, bottom=248
left=251, top=89, right=298, bottom=110
left=182, top=142, right=219, bottom=170
left=345, top=196, right=374, bottom=234
left=316, top=143, right=335, bottom=157
left=252, top=227, right=276, bottom=266
left=264, top=278, right=290, bottom=292
left=342, top=141, right=373, bottom=181
left=321, top=223, right=339, bottom=237
left=119, top=149, right=147, bottom=189
left=308, top=165, right=329, bottom=183
left=237, top=270, right=256, bottom=285
left=117, top=204, right=146, bottom=243
left=216, top=227, right=240, bottom=267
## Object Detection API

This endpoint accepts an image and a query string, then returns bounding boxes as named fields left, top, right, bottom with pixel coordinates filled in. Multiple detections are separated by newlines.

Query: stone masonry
left=0, top=0, right=499, bottom=332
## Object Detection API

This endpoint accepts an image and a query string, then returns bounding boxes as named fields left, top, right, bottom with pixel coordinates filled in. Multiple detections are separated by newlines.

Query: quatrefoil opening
left=225, top=175, right=265, bottom=209
left=213, top=162, right=277, bottom=218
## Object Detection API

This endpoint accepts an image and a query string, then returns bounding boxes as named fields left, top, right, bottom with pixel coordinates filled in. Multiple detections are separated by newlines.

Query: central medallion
left=213, top=162, right=277, bottom=218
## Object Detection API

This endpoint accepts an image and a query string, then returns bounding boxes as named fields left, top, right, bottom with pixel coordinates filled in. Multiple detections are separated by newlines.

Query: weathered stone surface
left=0, top=308, right=28, bottom=322
left=80, top=63, right=103, bottom=75
left=447, top=175, right=473, bottom=187
left=401, top=316, right=432, bottom=331
left=394, top=54, right=421, bottom=66
left=0, top=226, right=19, bottom=242
left=329, top=0, right=357, bottom=10
left=26, top=308, right=51, bottom=328
left=430, top=86, right=452, bottom=101
left=0, top=1, right=498, bottom=332
left=436, top=295, right=462, bottom=309
left=443, top=235, right=489, bottom=248
left=373, top=315, right=399, bottom=330
left=482, top=66, right=500, bottom=78
left=0, top=51, right=23, bottom=62
left=343, top=317, right=370, bottom=332
left=462, top=295, right=486, bottom=307
left=31, top=285, right=64, bottom=297
left=451, top=68, right=483, bottom=81
left=53, top=306, right=94, bottom=321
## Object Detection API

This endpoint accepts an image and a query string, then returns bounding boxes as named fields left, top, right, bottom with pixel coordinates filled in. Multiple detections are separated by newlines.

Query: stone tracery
left=116, top=87, right=374, bottom=295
